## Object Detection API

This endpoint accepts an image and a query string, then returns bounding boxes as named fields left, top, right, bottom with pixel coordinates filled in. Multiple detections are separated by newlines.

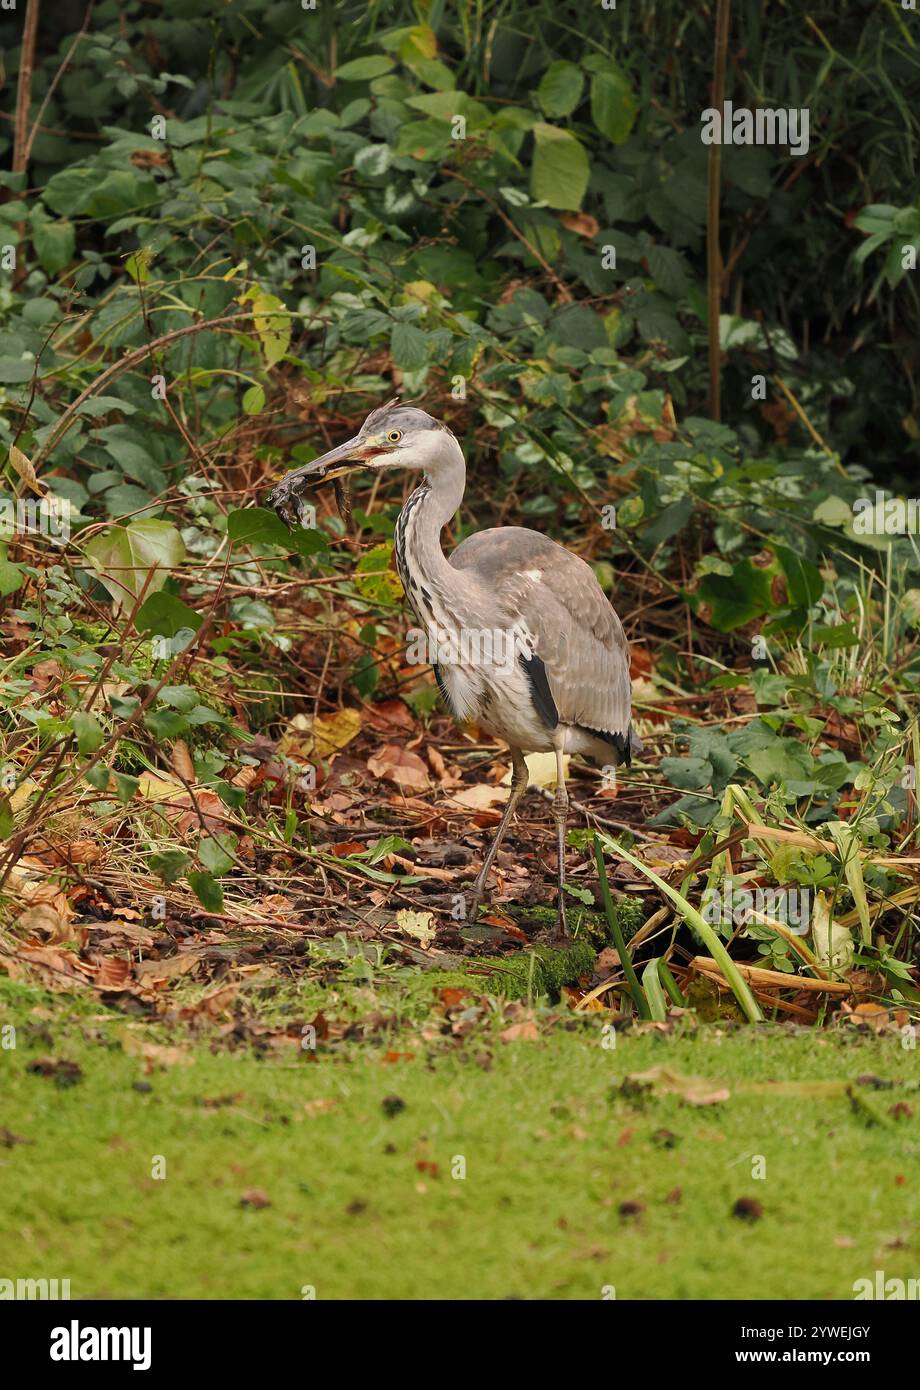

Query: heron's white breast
left=439, top=658, right=556, bottom=753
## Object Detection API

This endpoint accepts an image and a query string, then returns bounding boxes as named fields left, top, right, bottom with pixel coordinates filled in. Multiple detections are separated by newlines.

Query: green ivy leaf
left=751, top=671, right=789, bottom=705
left=109, top=695, right=140, bottom=719
left=215, top=781, right=246, bottom=810
left=42, top=167, right=96, bottom=216
left=745, top=739, right=815, bottom=788
left=390, top=321, right=429, bottom=370
left=775, top=545, right=824, bottom=608
left=0, top=545, right=24, bottom=596
left=159, top=685, right=199, bottom=712
left=692, top=559, right=772, bottom=631
left=812, top=496, right=852, bottom=528
left=660, top=756, right=713, bottom=791
left=144, top=709, right=189, bottom=739
left=355, top=541, right=403, bottom=603
left=0, top=358, right=36, bottom=385
left=240, top=287, right=291, bottom=368
left=812, top=621, right=859, bottom=648
left=227, top=506, right=327, bottom=558
left=87, top=170, right=158, bottom=218
left=354, top=144, right=392, bottom=177
left=135, top=592, right=203, bottom=637
left=112, top=772, right=139, bottom=804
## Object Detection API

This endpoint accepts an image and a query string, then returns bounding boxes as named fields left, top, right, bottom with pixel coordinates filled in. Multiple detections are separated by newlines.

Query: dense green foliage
left=2, top=3, right=918, bottom=560
left=0, top=2, right=917, bottom=990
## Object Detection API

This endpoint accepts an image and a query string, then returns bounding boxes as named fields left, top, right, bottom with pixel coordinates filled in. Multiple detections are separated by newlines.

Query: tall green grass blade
left=658, top=959, right=687, bottom=1007
left=827, top=820, right=872, bottom=947
left=592, top=835, right=650, bottom=1020
left=597, top=833, right=764, bottom=1023
left=642, top=956, right=668, bottom=1020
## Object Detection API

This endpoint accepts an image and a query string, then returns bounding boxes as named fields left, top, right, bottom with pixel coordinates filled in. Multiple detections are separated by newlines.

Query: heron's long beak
left=267, top=433, right=387, bottom=527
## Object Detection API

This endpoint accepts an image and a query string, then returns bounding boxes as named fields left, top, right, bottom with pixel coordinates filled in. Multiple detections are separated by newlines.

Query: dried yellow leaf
left=9, top=445, right=45, bottom=496
left=395, top=909, right=436, bottom=949
left=312, top=708, right=362, bottom=758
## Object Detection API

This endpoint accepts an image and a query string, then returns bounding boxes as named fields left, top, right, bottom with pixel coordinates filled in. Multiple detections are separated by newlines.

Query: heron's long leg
left=467, top=747, right=528, bottom=920
left=552, top=747, right=570, bottom=940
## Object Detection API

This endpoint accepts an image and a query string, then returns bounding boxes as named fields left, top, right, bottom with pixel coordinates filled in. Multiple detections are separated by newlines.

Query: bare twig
left=707, top=0, right=731, bottom=419
left=32, top=312, right=259, bottom=472
left=22, top=2, right=95, bottom=169
left=12, top=0, right=41, bottom=173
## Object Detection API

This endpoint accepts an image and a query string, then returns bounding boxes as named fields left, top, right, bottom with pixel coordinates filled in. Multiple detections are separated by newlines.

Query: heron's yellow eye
left=386, top=430, right=402, bottom=443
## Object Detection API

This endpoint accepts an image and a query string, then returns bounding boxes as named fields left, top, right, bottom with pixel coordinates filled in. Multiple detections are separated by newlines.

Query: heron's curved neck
left=394, top=446, right=468, bottom=617
left=424, top=432, right=467, bottom=531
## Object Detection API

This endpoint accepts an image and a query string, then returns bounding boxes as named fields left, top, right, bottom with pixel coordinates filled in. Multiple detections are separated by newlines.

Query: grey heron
left=268, top=401, right=640, bottom=938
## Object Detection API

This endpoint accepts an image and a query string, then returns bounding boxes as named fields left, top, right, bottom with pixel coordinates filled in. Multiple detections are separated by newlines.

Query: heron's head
left=268, top=400, right=457, bottom=527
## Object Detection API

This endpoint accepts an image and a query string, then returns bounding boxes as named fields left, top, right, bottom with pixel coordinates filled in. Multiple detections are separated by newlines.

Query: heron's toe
left=466, top=892, right=484, bottom=921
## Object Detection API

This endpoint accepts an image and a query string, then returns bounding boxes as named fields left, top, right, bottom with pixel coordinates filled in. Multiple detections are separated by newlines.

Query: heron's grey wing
left=450, top=527, right=633, bottom=748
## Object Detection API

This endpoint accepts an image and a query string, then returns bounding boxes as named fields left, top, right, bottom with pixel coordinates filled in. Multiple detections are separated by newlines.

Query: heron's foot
left=465, top=878, right=487, bottom=923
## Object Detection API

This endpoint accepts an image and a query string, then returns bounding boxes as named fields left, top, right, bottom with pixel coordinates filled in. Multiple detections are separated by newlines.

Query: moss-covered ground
left=1, top=969, right=916, bottom=1301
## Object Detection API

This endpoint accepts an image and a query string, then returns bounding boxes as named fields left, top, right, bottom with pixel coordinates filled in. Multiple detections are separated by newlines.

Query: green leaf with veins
left=71, top=711, right=104, bottom=755
left=537, top=62, right=584, bottom=118
left=84, top=520, right=185, bottom=610
left=199, top=833, right=237, bottom=875
left=187, top=871, right=224, bottom=913
left=150, top=849, right=191, bottom=885
left=531, top=124, right=589, bottom=210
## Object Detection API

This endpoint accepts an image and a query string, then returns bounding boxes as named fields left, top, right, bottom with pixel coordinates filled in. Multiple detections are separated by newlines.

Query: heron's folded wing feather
left=450, top=528, right=631, bottom=740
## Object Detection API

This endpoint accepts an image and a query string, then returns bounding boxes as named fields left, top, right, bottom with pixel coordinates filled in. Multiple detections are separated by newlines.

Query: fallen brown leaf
left=134, top=953, right=202, bottom=983
left=500, top=1018, right=539, bottom=1043
left=29, top=658, right=62, bottom=691
left=119, top=1026, right=193, bottom=1066
left=16, top=903, right=78, bottom=944
left=303, top=1098, right=338, bottom=1117
left=367, top=744, right=429, bottom=791
left=178, top=983, right=240, bottom=1019
left=443, top=783, right=508, bottom=813
left=364, top=699, right=416, bottom=734
left=170, top=739, right=196, bottom=783
left=15, top=945, right=92, bottom=991
left=622, top=1067, right=731, bottom=1106
left=561, top=210, right=599, bottom=237
left=94, top=957, right=132, bottom=990
left=240, top=1188, right=271, bottom=1209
